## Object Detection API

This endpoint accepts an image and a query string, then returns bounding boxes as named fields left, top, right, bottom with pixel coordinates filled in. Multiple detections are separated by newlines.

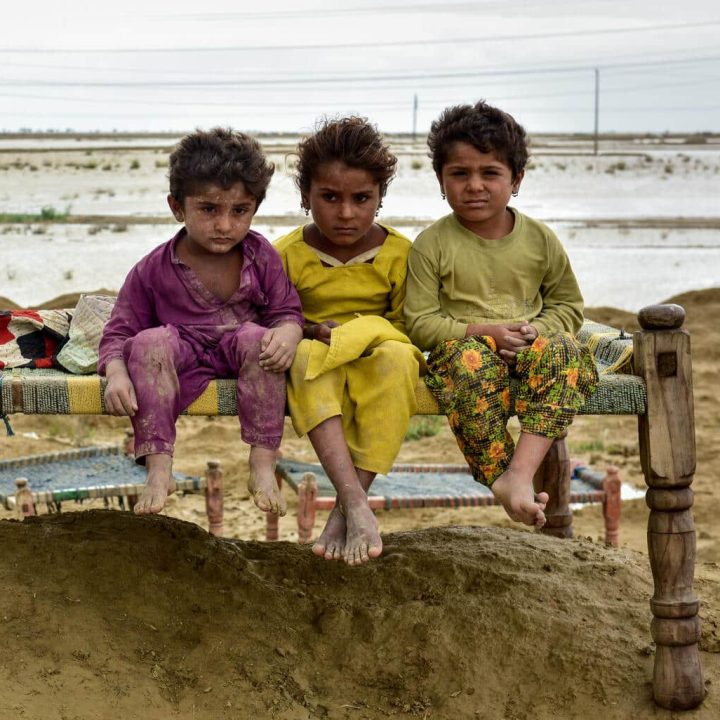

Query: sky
left=2, top=0, right=719, bottom=135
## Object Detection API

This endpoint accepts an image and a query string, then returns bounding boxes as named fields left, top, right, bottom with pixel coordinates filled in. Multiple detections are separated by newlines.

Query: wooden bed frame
left=0, top=303, right=704, bottom=710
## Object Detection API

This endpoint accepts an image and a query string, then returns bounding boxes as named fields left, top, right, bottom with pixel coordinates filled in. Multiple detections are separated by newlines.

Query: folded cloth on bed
left=577, top=320, right=635, bottom=375
left=0, top=309, right=73, bottom=369
left=56, top=294, right=115, bottom=374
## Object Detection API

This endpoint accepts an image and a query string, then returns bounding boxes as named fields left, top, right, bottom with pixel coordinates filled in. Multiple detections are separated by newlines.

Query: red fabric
left=0, top=309, right=71, bottom=369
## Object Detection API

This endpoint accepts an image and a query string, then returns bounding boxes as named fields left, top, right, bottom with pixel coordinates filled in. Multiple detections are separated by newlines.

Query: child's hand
left=104, top=360, right=138, bottom=416
left=306, top=320, right=339, bottom=346
left=498, top=323, right=538, bottom=365
left=467, top=322, right=538, bottom=365
left=259, top=323, right=303, bottom=372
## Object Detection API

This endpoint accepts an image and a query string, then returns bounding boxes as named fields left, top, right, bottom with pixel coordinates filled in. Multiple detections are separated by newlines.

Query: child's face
left=304, top=161, right=381, bottom=247
left=439, top=142, right=523, bottom=238
left=167, top=181, right=257, bottom=256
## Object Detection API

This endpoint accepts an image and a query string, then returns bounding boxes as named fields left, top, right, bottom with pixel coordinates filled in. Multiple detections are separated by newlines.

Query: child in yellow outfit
left=275, top=117, right=422, bottom=566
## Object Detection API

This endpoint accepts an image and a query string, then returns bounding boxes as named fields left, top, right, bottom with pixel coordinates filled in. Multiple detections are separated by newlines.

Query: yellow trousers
left=287, top=338, right=420, bottom=474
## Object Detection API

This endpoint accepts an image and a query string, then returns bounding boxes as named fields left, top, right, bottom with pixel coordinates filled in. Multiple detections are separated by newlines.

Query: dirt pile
left=0, top=510, right=681, bottom=720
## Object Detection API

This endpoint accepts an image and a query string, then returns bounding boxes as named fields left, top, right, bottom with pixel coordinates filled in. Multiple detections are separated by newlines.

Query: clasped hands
left=466, top=322, right=538, bottom=366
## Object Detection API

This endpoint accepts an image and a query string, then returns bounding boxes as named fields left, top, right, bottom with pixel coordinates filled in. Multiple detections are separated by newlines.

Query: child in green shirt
left=405, top=100, right=598, bottom=528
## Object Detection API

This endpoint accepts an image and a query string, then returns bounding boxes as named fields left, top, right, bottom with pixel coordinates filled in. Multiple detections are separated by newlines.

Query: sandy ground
left=1, top=288, right=719, bottom=719
left=1, top=136, right=719, bottom=718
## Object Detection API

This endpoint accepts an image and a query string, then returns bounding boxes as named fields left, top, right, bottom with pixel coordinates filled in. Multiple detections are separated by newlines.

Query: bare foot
left=491, top=468, right=549, bottom=528
left=248, top=446, right=286, bottom=516
left=134, top=454, right=175, bottom=515
left=343, top=502, right=383, bottom=566
left=312, top=505, right=346, bottom=561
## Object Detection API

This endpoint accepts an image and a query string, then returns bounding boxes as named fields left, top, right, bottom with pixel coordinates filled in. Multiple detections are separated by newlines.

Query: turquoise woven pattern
left=276, top=459, right=604, bottom=510
left=0, top=445, right=204, bottom=505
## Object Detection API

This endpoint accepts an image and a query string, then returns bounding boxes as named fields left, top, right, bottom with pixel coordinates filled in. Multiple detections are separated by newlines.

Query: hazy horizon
left=3, top=1, right=719, bottom=136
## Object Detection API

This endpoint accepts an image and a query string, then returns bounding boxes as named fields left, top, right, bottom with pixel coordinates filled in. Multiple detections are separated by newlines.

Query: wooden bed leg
left=635, top=304, right=704, bottom=710
left=205, top=460, right=224, bottom=537
left=297, top=472, right=318, bottom=544
left=123, top=430, right=135, bottom=458
left=602, top=465, right=621, bottom=547
left=14, top=477, right=36, bottom=519
left=534, top=433, right=573, bottom=539
left=266, top=472, right=282, bottom=541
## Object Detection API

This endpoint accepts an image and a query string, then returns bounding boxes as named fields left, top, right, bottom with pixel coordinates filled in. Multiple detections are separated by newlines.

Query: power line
left=1, top=19, right=719, bottom=54
left=3, top=54, right=719, bottom=89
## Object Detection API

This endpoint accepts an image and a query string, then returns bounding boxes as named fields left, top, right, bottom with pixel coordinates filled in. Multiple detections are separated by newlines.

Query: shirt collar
left=169, top=227, right=260, bottom=266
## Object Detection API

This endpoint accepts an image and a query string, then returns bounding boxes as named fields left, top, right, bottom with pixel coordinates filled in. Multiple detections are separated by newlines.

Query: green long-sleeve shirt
left=405, top=209, right=584, bottom=351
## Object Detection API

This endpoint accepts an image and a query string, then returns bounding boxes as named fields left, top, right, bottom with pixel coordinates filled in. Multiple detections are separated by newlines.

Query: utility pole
left=412, top=93, right=418, bottom=141
left=593, top=68, right=600, bottom=156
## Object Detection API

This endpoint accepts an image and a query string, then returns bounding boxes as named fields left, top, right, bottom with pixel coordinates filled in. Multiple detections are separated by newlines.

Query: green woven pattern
left=577, top=320, right=635, bottom=375
left=1, top=366, right=646, bottom=416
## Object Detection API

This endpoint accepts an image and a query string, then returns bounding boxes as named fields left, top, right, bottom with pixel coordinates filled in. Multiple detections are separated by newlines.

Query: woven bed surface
left=276, top=459, right=604, bottom=511
left=0, top=365, right=646, bottom=416
left=0, top=445, right=202, bottom=504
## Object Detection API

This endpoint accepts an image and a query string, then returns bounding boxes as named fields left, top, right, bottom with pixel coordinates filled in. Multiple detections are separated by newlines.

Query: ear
left=512, top=169, right=525, bottom=194
left=167, top=194, right=184, bottom=222
left=435, top=172, right=445, bottom=195
left=300, top=194, right=310, bottom=212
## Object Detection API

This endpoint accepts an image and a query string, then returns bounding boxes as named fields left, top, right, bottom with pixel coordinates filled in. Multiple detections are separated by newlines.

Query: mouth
left=333, top=227, right=357, bottom=235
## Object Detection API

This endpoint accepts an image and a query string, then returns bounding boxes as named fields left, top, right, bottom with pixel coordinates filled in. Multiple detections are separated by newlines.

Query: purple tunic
left=99, top=228, right=303, bottom=456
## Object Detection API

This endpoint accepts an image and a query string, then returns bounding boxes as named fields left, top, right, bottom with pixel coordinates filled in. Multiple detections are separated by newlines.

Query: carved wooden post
left=205, top=460, right=224, bottom=537
left=534, top=433, right=573, bottom=539
left=635, top=303, right=704, bottom=710
left=297, top=472, right=318, bottom=544
left=266, top=471, right=282, bottom=541
left=14, top=477, right=36, bottom=519
left=602, top=465, right=621, bottom=548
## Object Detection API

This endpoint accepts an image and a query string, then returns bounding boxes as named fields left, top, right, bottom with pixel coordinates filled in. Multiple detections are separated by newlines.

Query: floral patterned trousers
left=425, top=333, right=598, bottom=485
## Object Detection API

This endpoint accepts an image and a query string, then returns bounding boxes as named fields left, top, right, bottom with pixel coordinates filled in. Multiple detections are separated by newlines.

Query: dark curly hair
left=295, top=116, right=397, bottom=205
left=428, top=101, right=529, bottom=179
left=168, top=127, right=275, bottom=208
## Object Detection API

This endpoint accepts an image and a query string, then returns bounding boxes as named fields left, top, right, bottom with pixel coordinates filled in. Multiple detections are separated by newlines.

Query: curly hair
left=295, top=116, right=398, bottom=204
left=168, top=127, right=275, bottom=208
left=428, top=101, right=529, bottom=179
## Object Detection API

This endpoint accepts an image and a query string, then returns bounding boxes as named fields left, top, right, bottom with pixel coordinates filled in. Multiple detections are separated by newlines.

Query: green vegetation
left=0, top=205, right=70, bottom=223
left=569, top=439, right=605, bottom=453
left=129, top=159, right=141, bottom=170
left=411, top=159, right=423, bottom=170
left=404, top=415, right=445, bottom=441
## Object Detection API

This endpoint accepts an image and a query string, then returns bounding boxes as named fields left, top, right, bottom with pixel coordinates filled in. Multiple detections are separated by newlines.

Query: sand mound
left=1, top=511, right=663, bottom=719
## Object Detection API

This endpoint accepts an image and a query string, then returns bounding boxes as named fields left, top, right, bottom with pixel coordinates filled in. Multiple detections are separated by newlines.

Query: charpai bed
left=0, top=301, right=704, bottom=710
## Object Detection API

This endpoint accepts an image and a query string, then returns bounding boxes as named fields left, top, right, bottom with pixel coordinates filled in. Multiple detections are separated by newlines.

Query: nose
left=338, top=201, right=353, bottom=220
left=214, top=210, right=233, bottom=232
left=467, top=172, right=484, bottom=192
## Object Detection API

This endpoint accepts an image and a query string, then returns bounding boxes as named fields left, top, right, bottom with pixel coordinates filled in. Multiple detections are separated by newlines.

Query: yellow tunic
left=274, top=225, right=421, bottom=474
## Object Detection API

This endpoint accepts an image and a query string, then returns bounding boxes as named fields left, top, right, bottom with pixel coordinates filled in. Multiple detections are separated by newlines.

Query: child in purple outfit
left=99, top=128, right=303, bottom=518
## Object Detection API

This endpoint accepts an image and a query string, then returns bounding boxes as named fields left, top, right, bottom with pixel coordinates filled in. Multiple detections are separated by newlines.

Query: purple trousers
left=122, top=322, right=286, bottom=460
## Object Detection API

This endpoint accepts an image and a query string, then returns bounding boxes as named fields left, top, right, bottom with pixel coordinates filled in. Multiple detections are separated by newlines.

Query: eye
left=450, top=170, right=467, bottom=177
left=201, top=205, right=215, bottom=214
left=321, top=192, right=337, bottom=202
left=233, top=207, right=248, bottom=216
left=355, top=194, right=370, bottom=203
